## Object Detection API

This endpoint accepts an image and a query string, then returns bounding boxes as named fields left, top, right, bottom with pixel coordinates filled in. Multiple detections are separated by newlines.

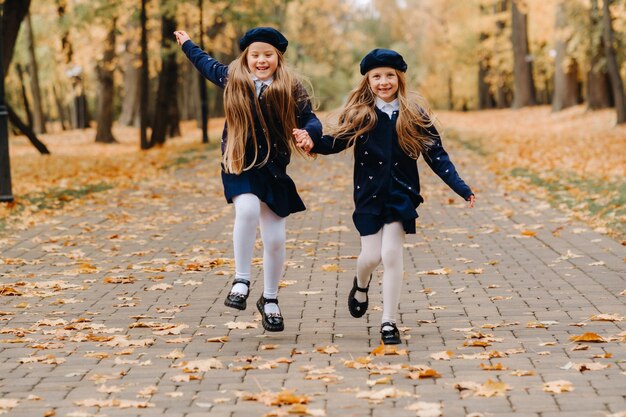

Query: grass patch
left=22, top=183, right=114, bottom=211
left=510, top=167, right=625, bottom=238
left=161, top=142, right=218, bottom=170
left=444, top=129, right=489, bottom=157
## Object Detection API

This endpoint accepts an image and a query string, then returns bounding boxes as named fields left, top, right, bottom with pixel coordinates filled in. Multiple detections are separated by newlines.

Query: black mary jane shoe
left=256, top=296, right=285, bottom=332
left=348, top=276, right=372, bottom=318
left=380, top=322, right=401, bottom=345
left=224, top=279, right=250, bottom=310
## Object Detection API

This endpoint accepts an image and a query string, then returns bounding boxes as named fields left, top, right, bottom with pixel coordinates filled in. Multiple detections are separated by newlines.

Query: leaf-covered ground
left=0, top=111, right=624, bottom=417
left=439, top=105, right=626, bottom=240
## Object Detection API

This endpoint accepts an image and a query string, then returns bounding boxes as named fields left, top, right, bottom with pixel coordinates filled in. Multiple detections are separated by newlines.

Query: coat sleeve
left=422, top=123, right=473, bottom=200
left=181, top=40, right=228, bottom=89
left=311, top=134, right=350, bottom=155
left=294, top=84, right=323, bottom=142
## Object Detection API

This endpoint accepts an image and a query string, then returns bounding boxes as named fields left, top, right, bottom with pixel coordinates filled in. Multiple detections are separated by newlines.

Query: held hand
left=173, top=31, right=191, bottom=46
left=293, top=128, right=313, bottom=153
left=468, top=194, right=475, bottom=208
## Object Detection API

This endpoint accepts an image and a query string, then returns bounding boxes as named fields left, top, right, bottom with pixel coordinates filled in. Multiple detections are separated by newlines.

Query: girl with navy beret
left=295, top=48, right=475, bottom=344
left=175, top=27, right=322, bottom=332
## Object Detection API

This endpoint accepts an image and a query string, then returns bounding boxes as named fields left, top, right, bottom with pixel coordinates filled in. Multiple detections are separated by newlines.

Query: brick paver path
left=1, top=142, right=624, bottom=417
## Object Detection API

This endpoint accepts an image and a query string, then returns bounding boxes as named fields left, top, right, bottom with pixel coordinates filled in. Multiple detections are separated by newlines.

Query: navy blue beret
left=360, top=48, right=408, bottom=75
left=239, top=27, right=288, bottom=54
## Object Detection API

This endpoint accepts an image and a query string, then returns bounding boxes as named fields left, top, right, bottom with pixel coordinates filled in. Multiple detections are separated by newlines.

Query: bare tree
left=511, top=0, right=536, bottom=108
left=95, top=17, right=118, bottom=143
left=552, top=1, right=579, bottom=112
left=601, top=0, right=625, bottom=124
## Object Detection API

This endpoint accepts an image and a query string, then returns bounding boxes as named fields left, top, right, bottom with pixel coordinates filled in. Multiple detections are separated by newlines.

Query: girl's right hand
left=173, top=31, right=191, bottom=46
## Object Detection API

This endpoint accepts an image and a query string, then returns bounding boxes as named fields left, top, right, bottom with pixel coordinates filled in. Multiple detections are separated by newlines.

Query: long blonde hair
left=223, top=47, right=308, bottom=174
left=330, top=70, right=435, bottom=158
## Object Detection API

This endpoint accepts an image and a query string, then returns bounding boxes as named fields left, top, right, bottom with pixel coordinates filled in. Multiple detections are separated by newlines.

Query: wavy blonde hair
left=330, top=70, right=435, bottom=158
left=222, top=46, right=308, bottom=174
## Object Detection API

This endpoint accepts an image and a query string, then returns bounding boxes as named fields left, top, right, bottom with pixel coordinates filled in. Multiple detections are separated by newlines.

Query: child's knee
left=263, top=235, right=285, bottom=254
left=358, top=253, right=381, bottom=270
left=381, top=248, right=401, bottom=267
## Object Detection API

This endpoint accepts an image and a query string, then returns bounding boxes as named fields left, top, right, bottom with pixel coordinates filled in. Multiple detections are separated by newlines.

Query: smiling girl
left=175, top=28, right=321, bottom=332
left=295, top=48, right=475, bottom=345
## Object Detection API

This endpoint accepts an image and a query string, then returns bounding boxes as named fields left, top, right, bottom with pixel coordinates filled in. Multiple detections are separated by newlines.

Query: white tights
left=231, top=194, right=285, bottom=315
left=355, top=221, right=405, bottom=326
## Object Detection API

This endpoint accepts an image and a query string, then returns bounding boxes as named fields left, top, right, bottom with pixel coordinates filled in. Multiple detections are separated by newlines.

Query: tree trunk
left=478, top=30, right=495, bottom=110
left=95, top=17, right=117, bottom=144
left=150, top=10, right=180, bottom=145
left=198, top=0, right=208, bottom=143
left=586, top=0, right=611, bottom=110
left=119, top=18, right=141, bottom=126
left=15, top=64, right=34, bottom=129
left=2, top=0, right=48, bottom=154
left=511, top=0, right=537, bottom=108
left=24, top=13, right=46, bottom=133
left=7, top=104, right=50, bottom=154
left=602, top=0, right=626, bottom=124
left=140, top=0, right=150, bottom=149
left=51, top=85, right=69, bottom=130
left=552, top=1, right=579, bottom=112
left=57, top=0, right=89, bottom=129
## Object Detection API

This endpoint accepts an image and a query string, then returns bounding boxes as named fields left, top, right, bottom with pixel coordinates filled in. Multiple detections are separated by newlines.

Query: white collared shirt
left=375, top=97, right=399, bottom=119
left=251, top=75, right=274, bottom=97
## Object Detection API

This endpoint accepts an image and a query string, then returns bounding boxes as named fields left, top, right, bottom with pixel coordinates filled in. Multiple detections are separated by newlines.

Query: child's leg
left=354, top=231, right=382, bottom=303
left=231, top=194, right=261, bottom=295
left=259, top=202, right=286, bottom=315
left=380, top=221, right=405, bottom=326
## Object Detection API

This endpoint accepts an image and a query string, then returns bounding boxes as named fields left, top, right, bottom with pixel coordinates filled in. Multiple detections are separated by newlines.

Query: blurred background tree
left=3, top=0, right=626, bottom=152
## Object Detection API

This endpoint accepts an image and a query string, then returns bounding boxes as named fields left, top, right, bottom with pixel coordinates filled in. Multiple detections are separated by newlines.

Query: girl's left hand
left=468, top=194, right=475, bottom=208
left=293, top=128, right=313, bottom=153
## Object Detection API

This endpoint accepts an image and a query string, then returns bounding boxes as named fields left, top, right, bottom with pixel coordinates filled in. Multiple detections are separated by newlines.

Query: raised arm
left=422, top=123, right=473, bottom=201
left=175, top=31, right=228, bottom=89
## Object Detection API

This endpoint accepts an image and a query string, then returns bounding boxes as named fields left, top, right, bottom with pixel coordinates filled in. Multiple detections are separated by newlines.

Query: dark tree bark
left=57, top=0, right=89, bottom=129
left=24, top=13, right=46, bottom=133
left=2, top=0, right=48, bottom=154
left=150, top=10, right=180, bottom=146
left=511, top=0, right=537, bottom=108
left=587, top=0, right=611, bottom=110
left=140, top=0, right=150, bottom=149
left=602, top=0, right=626, bottom=124
left=494, top=0, right=510, bottom=108
left=51, top=85, right=69, bottom=130
left=7, top=104, right=50, bottom=154
left=119, top=18, right=140, bottom=126
left=15, top=64, right=34, bottom=129
left=552, top=1, right=579, bottom=112
left=95, top=17, right=118, bottom=144
left=478, top=30, right=495, bottom=110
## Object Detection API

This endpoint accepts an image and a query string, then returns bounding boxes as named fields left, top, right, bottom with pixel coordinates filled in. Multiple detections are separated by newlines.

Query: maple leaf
left=430, top=351, right=454, bottom=360
left=0, top=399, right=19, bottom=413
left=366, top=376, right=392, bottom=386
left=315, top=345, right=339, bottom=355
left=371, top=343, right=408, bottom=356
left=207, top=336, right=229, bottom=343
left=158, top=349, right=185, bottom=359
left=417, top=267, right=452, bottom=275
left=146, top=283, right=172, bottom=291
left=321, top=264, right=344, bottom=272
left=406, top=368, right=442, bottom=379
left=224, top=321, right=258, bottom=330
left=238, top=389, right=309, bottom=407
left=569, top=332, right=606, bottom=343
left=543, top=380, right=574, bottom=393
left=590, top=313, right=623, bottom=322
left=356, top=387, right=413, bottom=402
left=176, top=358, right=224, bottom=372
left=171, top=374, right=202, bottom=382
left=480, top=363, right=508, bottom=371
left=405, top=401, right=443, bottom=417
left=463, top=268, right=483, bottom=274
left=510, top=369, right=536, bottom=376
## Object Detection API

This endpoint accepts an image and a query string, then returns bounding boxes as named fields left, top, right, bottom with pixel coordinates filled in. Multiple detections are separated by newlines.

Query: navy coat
left=311, top=107, right=473, bottom=234
left=182, top=40, right=322, bottom=217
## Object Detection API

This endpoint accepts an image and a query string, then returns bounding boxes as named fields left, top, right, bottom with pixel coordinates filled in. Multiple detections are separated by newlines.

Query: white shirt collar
left=375, top=97, right=399, bottom=118
left=251, top=75, right=273, bottom=96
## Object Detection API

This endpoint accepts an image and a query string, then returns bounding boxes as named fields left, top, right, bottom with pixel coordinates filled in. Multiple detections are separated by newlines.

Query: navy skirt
left=352, top=182, right=417, bottom=236
left=222, top=166, right=305, bottom=218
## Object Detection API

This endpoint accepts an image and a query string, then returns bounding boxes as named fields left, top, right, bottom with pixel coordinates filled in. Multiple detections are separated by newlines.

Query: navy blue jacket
left=182, top=40, right=323, bottom=216
left=311, top=107, right=473, bottom=217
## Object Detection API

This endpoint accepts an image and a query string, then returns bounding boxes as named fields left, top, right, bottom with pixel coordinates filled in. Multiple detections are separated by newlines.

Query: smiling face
left=246, top=42, right=279, bottom=81
left=367, top=67, right=399, bottom=102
